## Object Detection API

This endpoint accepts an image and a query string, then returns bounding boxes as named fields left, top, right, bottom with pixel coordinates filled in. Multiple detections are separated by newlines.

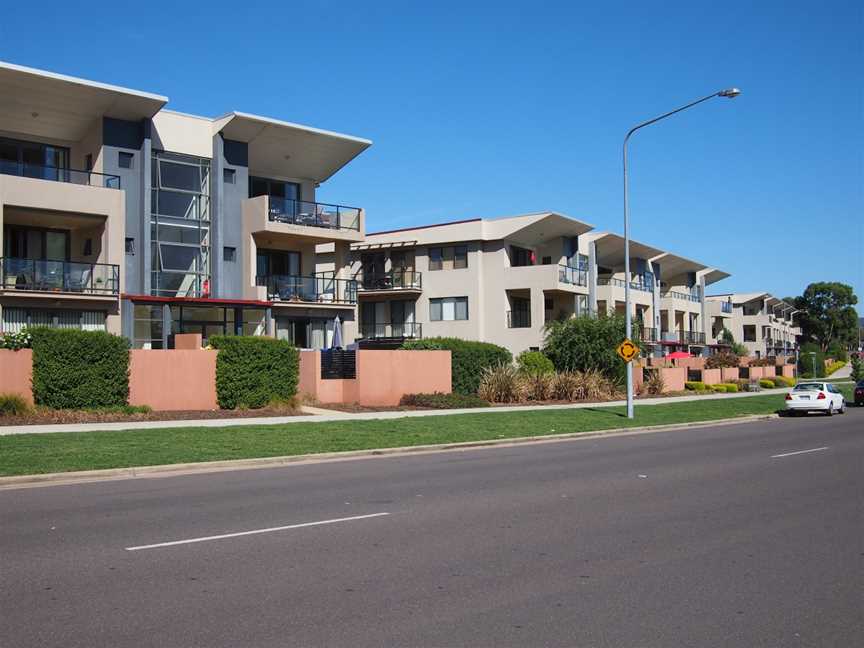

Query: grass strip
left=0, top=390, right=834, bottom=478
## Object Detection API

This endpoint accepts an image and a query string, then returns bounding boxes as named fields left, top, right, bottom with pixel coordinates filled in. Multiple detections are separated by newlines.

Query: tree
left=851, top=355, right=863, bottom=383
left=542, top=315, right=640, bottom=385
left=792, top=282, right=859, bottom=352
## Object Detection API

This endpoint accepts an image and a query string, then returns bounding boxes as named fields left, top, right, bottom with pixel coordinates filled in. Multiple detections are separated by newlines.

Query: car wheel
left=826, top=403, right=834, bottom=416
left=840, top=400, right=846, bottom=414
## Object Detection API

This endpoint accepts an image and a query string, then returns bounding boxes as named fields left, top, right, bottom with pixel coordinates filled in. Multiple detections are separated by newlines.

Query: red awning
left=665, top=351, right=692, bottom=359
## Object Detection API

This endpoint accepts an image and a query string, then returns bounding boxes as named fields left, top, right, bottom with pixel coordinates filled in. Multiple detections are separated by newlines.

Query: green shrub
left=826, top=343, right=848, bottom=363
left=705, top=352, right=740, bottom=369
left=399, top=392, right=489, bottom=409
left=768, top=375, right=795, bottom=388
left=685, top=381, right=707, bottom=391
left=478, top=364, right=527, bottom=403
left=210, top=336, right=299, bottom=409
left=402, top=338, right=512, bottom=395
left=721, top=383, right=739, bottom=393
left=0, top=393, right=30, bottom=416
left=798, top=343, right=826, bottom=378
left=30, top=328, right=129, bottom=409
left=710, top=384, right=727, bottom=393
left=542, top=315, right=637, bottom=385
left=851, top=356, right=863, bottom=382
left=515, top=350, right=555, bottom=376
left=759, top=379, right=775, bottom=389
left=731, top=342, right=748, bottom=357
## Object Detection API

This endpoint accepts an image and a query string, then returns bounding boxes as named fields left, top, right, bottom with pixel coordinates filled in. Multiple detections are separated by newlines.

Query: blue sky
left=1, top=0, right=861, bottom=309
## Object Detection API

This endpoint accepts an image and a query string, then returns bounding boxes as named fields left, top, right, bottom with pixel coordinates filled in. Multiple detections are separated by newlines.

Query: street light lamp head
left=718, top=87, right=741, bottom=98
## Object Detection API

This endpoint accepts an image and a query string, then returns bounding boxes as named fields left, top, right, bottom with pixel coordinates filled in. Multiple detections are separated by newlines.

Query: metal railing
left=357, top=270, right=422, bottom=291
left=598, top=276, right=653, bottom=292
left=558, top=264, right=588, bottom=286
left=507, top=310, right=531, bottom=328
left=256, top=273, right=357, bottom=304
left=358, top=322, right=423, bottom=339
left=267, top=197, right=361, bottom=231
left=0, top=161, right=120, bottom=189
left=1, top=258, right=119, bottom=295
left=639, top=326, right=659, bottom=342
left=662, top=290, right=701, bottom=303
left=661, top=330, right=706, bottom=345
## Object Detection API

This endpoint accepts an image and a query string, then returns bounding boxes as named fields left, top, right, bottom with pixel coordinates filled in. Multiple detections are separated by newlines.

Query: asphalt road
left=2, top=410, right=863, bottom=647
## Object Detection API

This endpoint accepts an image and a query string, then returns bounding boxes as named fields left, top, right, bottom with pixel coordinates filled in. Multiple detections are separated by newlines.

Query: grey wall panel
left=218, top=135, right=248, bottom=299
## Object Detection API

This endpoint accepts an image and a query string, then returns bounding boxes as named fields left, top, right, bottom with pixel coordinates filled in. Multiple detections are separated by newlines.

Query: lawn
left=2, top=389, right=843, bottom=478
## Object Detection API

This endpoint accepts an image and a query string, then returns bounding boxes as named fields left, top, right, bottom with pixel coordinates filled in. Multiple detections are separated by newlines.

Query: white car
left=785, top=381, right=846, bottom=416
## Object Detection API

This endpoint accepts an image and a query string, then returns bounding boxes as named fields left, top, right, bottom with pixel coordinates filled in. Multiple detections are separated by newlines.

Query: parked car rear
left=785, top=381, right=846, bottom=416
left=855, top=381, right=864, bottom=406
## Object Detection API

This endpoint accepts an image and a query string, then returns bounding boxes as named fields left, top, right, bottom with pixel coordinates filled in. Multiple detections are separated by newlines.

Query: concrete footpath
left=0, top=387, right=795, bottom=436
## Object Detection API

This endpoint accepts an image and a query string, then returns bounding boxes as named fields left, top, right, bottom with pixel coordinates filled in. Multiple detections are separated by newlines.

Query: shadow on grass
left=581, top=407, right=629, bottom=419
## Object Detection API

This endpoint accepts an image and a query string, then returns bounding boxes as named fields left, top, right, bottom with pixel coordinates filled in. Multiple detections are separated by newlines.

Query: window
left=430, top=297, right=468, bottom=321
left=83, top=239, right=93, bottom=257
left=85, top=154, right=93, bottom=171
left=454, top=246, right=468, bottom=269
left=125, top=238, right=135, bottom=255
left=544, top=297, right=554, bottom=311
left=223, top=246, right=236, bottom=262
left=118, top=152, right=134, bottom=169
left=511, top=246, right=534, bottom=267
left=542, top=256, right=552, bottom=265
left=223, top=168, right=236, bottom=184
left=428, top=247, right=443, bottom=271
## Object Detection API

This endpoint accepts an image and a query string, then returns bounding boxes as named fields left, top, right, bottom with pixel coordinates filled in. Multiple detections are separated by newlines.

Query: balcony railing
left=1, top=258, right=119, bottom=295
left=358, top=322, right=423, bottom=340
left=721, top=301, right=733, bottom=313
left=256, top=273, right=357, bottom=304
left=662, top=290, right=700, bottom=303
left=598, top=276, right=653, bottom=292
left=267, top=197, right=360, bottom=231
left=357, top=270, right=422, bottom=291
left=639, top=326, right=659, bottom=343
left=0, top=161, right=120, bottom=189
left=507, top=310, right=531, bottom=328
left=662, top=330, right=707, bottom=345
left=558, top=264, right=588, bottom=286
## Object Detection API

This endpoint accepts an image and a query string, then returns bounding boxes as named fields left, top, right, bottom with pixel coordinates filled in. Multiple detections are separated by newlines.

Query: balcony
left=358, top=322, right=422, bottom=340
left=598, top=276, right=654, bottom=292
left=268, top=197, right=360, bottom=232
left=1, top=258, right=119, bottom=296
left=357, top=270, right=422, bottom=292
left=256, top=273, right=357, bottom=305
left=507, top=310, right=531, bottom=328
left=662, top=290, right=700, bottom=303
left=558, top=264, right=588, bottom=287
left=661, top=330, right=706, bottom=345
left=639, top=326, right=659, bottom=343
left=721, top=301, right=732, bottom=313
left=0, top=162, right=120, bottom=189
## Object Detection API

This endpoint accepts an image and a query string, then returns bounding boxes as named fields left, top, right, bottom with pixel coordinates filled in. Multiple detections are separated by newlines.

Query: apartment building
left=0, top=61, right=370, bottom=347
left=352, top=215, right=730, bottom=357
left=705, top=292, right=801, bottom=357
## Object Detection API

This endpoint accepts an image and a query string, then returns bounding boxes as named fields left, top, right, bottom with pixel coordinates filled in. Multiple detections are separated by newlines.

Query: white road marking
left=125, top=512, right=390, bottom=551
left=771, top=447, right=830, bottom=459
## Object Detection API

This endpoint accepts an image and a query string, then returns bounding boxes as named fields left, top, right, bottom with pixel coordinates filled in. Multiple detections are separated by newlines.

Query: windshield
left=793, top=383, right=823, bottom=391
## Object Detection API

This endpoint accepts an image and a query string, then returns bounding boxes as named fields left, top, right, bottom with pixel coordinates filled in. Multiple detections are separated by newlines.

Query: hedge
left=210, top=336, right=299, bottom=409
left=685, top=381, right=707, bottom=391
left=542, top=315, right=635, bottom=385
left=758, top=379, right=776, bottom=389
left=30, top=328, right=130, bottom=409
left=516, top=350, right=555, bottom=375
left=401, top=337, right=512, bottom=395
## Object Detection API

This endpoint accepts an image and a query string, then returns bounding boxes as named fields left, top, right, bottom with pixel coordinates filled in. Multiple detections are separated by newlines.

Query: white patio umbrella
left=331, top=315, right=343, bottom=349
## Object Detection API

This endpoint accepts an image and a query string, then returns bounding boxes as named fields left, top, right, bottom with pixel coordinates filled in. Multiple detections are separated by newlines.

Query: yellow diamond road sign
left=616, top=339, right=639, bottom=363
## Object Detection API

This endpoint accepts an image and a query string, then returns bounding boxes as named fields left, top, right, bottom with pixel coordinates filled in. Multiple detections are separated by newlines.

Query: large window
left=249, top=177, right=300, bottom=201
left=2, top=307, right=104, bottom=333
left=150, top=151, right=211, bottom=297
left=510, top=246, right=535, bottom=267
left=0, top=136, right=69, bottom=178
left=430, top=297, right=468, bottom=321
left=454, top=245, right=468, bottom=269
left=428, top=247, right=443, bottom=271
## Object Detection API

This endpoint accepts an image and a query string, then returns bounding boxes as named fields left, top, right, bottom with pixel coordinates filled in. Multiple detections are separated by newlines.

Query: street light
left=622, top=88, right=740, bottom=419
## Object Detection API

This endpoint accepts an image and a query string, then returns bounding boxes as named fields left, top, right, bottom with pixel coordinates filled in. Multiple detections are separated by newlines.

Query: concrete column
left=531, top=287, right=546, bottom=345
left=211, top=134, right=225, bottom=298
left=140, top=121, right=153, bottom=295
left=699, top=275, right=709, bottom=356
left=588, top=241, right=598, bottom=317
left=265, top=307, right=274, bottom=337
left=161, top=303, right=171, bottom=349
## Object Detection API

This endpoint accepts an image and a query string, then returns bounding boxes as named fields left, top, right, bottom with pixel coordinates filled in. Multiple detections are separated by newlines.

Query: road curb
left=0, top=413, right=779, bottom=491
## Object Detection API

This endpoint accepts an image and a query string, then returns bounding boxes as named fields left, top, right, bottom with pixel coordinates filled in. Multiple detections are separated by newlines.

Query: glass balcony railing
left=1, top=258, right=120, bottom=295
left=0, top=161, right=120, bottom=189
left=358, top=322, right=422, bottom=339
left=267, top=197, right=360, bottom=231
left=721, top=301, right=733, bottom=313
left=662, top=290, right=701, bottom=303
left=256, top=273, right=357, bottom=304
left=357, top=270, right=422, bottom=291
left=558, top=264, right=588, bottom=286
left=598, top=276, right=654, bottom=292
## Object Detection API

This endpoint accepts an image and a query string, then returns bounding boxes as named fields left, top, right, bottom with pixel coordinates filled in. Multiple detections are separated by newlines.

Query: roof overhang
left=213, top=111, right=371, bottom=183
left=589, top=233, right=664, bottom=270
left=0, top=60, right=167, bottom=142
left=484, top=212, right=594, bottom=248
left=650, top=252, right=708, bottom=280
left=700, top=268, right=731, bottom=285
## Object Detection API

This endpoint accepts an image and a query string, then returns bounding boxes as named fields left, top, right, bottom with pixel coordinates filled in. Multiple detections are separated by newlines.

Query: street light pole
left=622, top=88, right=740, bottom=419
